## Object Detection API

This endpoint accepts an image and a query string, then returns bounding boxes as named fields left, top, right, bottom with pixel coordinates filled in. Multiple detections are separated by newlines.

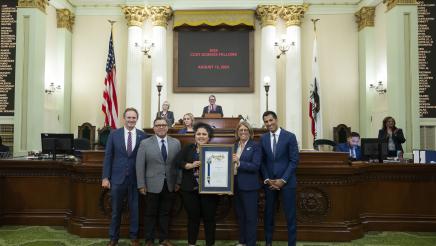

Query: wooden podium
left=195, top=117, right=241, bottom=129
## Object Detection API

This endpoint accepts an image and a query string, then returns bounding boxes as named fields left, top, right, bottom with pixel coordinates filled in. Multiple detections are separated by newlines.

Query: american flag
left=102, top=30, right=119, bottom=129
left=309, top=36, right=323, bottom=140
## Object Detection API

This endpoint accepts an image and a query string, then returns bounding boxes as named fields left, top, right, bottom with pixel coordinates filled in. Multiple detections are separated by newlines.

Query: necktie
left=272, top=133, right=277, bottom=157
left=161, top=139, right=167, bottom=162
left=127, top=131, right=132, bottom=155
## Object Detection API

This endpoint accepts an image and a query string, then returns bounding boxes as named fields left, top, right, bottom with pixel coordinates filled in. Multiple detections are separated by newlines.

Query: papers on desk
left=413, top=149, right=436, bottom=164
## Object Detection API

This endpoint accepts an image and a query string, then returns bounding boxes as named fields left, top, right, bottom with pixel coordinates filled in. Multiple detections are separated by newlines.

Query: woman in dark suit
left=177, top=122, right=218, bottom=246
left=232, top=121, right=261, bottom=246
left=178, top=113, right=195, bottom=134
left=156, top=100, right=174, bottom=126
left=378, top=116, right=406, bottom=157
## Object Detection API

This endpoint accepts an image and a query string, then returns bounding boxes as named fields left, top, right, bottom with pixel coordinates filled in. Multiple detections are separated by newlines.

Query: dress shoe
left=107, top=240, right=118, bottom=246
left=159, top=240, right=175, bottom=246
left=145, top=240, right=154, bottom=246
left=131, top=239, right=140, bottom=246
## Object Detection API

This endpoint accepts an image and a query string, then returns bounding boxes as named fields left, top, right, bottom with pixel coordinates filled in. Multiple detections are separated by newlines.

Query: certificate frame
left=199, top=144, right=234, bottom=194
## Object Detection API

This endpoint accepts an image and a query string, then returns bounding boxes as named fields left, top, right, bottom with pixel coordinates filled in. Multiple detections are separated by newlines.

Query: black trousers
left=144, top=181, right=175, bottom=242
left=181, top=190, right=219, bottom=246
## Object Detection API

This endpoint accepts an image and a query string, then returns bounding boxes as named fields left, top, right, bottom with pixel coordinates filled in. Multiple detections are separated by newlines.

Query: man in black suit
left=201, top=95, right=223, bottom=117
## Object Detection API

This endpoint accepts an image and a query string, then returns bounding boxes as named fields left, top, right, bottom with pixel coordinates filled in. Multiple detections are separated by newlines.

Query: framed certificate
left=199, top=144, right=234, bottom=194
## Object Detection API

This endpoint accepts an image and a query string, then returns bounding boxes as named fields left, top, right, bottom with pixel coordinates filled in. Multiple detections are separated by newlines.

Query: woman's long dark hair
left=382, top=116, right=397, bottom=131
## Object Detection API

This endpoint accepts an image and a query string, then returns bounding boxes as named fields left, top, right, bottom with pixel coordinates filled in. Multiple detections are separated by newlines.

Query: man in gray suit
left=136, top=117, right=181, bottom=246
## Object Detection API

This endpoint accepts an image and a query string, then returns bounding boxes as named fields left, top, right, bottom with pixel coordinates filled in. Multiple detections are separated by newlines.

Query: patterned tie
left=272, top=133, right=277, bottom=157
left=127, top=131, right=132, bottom=155
left=161, top=139, right=167, bottom=162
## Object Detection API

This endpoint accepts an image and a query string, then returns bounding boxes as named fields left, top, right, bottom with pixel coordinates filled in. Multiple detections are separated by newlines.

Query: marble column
left=56, top=8, right=74, bottom=133
left=384, top=0, right=419, bottom=154
left=149, top=5, right=172, bottom=126
left=122, top=6, right=147, bottom=128
left=14, top=0, right=48, bottom=155
left=355, top=7, right=376, bottom=137
left=256, top=5, right=280, bottom=124
left=280, top=4, right=308, bottom=144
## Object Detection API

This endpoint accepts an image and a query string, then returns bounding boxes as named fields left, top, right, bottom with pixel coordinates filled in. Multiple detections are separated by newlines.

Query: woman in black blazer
left=378, top=116, right=406, bottom=157
left=156, top=100, right=174, bottom=126
left=176, top=122, right=218, bottom=246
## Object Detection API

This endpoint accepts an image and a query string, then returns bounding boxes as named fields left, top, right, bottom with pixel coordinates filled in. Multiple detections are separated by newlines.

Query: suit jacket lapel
left=152, top=136, right=165, bottom=163
left=265, top=133, right=274, bottom=158
left=120, top=129, right=127, bottom=155
left=134, top=129, right=141, bottom=151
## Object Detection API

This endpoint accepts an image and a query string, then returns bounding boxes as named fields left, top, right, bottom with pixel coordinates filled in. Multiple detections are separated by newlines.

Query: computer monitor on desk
left=41, top=133, right=74, bottom=160
left=361, top=138, right=388, bottom=163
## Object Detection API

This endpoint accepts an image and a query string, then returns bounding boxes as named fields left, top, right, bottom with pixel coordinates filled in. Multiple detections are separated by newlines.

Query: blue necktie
left=161, top=139, right=167, bottom=162
left=272, top=133, right=277, bottom=157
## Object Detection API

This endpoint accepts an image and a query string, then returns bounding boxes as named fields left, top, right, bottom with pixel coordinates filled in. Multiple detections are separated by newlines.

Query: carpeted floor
left=0, top=226, right=436, bottom=246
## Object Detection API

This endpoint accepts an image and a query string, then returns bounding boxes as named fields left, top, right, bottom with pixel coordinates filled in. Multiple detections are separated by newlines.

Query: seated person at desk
left=156, top=100, right=175, bottom=126
left=378, top=116, right=406, bottom=157
left=335, top=132, right=361, bottom=160
left=178, top=113, right=195, bottom=134
left=202, top=95, right=223, bottom=117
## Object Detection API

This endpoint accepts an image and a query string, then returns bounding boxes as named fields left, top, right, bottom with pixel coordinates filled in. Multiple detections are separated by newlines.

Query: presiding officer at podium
left=201, top=95, right=223, bottom=117
left=101, top=107, right=148, bottom=246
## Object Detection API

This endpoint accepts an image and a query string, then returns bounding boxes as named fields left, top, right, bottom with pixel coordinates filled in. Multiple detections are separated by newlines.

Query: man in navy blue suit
left=201, top=95, right=223, bottom=117
left=335, top=132, right=361, bottom=160
left=260, top=111, right=299, bottom=246
left=102, top=107, right=147, bottom=246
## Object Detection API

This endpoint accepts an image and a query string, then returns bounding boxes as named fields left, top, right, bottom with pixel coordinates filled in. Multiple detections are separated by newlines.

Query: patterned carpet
left=0, top=226, right=436, bottom=246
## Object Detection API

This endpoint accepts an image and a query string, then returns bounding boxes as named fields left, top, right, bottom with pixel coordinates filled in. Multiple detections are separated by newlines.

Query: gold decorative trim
left=56, top=9, right=74, bottom=32
left=148, top=5, right=173, bottom=27
left=121, top=6, right=147, bottom=27
left=355, top=7, right=375, bottom=31
left=256, top=5, right=280, bottom=27
left=173, top=10, right=255, bottom=28
left=18, top=0, right=48, bottom=13
left=383, top=0, right=417, bottom=12
left=280, top=4, right=309, bottom=27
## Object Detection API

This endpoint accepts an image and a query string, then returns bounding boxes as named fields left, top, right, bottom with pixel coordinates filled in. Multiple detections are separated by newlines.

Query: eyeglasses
left=238, top=128, right=249, bottom=132
left=154, top=124, right=168, bottom=128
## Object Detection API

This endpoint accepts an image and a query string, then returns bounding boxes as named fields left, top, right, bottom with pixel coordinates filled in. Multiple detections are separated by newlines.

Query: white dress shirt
left=270, top=128, right=281, bottom=153
left=124, top=127, right=136, bottom=151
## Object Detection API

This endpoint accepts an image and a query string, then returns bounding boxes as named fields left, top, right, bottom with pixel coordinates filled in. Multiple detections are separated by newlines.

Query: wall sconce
left=45, top=82, right=61, bottom=94
left=274, top=35, right=295, bottom=59
left=369, top=81, right=387, bottom=94
left=135, top=40, right=154, bottom=58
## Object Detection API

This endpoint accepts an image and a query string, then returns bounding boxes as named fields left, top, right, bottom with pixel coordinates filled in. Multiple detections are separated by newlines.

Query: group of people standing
left=102, top=107, right=299, bottom=246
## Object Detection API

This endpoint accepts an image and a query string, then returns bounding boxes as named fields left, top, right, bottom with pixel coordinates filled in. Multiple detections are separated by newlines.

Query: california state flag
left=309, top=36, right=323, bottom=140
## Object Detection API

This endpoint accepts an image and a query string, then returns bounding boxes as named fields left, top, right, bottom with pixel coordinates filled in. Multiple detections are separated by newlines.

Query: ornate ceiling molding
left=56, top=8, right=75, bottom=32
left=355, top=7, right=375, bottom=31
left=121, top=6, right=147, bottom=27
left=255, top=5, right=281, bottom=28
left=383, top=0, right=417, bottom=12
left=18, top=0, right=48, bottom=13
left=148, top=5, right=173, bottom=27
left=280, top=4, right=309, bottom=27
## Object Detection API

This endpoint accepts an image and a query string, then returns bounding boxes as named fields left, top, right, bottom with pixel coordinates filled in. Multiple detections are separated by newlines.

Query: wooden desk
left=194, top=117, right=241, bottom=129
left=1, top=152, right=436, bottom=241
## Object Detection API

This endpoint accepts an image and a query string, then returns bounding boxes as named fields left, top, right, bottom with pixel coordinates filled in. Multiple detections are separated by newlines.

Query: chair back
left=97, top=125, right=113, bottom=148
left=78, top=122, right=96, bottom=148
left=333, top=124, right=351, bottom=144
left=313, top=139, right=337, bottom=151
